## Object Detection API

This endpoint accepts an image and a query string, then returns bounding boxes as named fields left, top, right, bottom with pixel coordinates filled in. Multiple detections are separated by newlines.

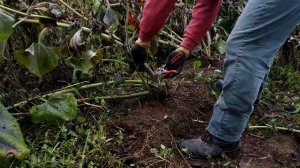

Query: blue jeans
left=207, top=0, right=300, bottom=142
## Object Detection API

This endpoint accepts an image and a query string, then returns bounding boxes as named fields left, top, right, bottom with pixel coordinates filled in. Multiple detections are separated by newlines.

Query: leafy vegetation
left=0, top=0, right=299, bottom=167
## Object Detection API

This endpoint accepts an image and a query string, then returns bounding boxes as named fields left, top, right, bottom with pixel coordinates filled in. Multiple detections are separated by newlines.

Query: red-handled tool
left=154, top=65, right=178, bottom=79
left=161, top=70, right=177, bottom=75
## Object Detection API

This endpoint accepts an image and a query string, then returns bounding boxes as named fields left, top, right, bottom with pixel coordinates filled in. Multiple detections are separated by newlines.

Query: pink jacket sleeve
left=139, top=0, right=176, bottom=42
left=180, top=0, right=222, bottom=51
left=139, top=0, right=222, bottom=52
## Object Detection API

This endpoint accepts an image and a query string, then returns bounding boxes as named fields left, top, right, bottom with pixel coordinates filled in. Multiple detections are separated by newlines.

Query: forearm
left=139, top=0, right=176, bottom=43
left=180, top=0, right=222, bottom=52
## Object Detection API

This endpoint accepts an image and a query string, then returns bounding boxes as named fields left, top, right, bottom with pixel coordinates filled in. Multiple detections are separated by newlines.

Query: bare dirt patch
left=107, top=61, right=300, bottom=167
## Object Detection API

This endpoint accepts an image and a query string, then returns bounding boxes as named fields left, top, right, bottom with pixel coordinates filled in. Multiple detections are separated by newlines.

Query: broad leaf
left=67, top=57, right=94, bottom=75
left=216, top=39, right=226, bottom=55
left=30, top=93, right=78, bottom=124
left=15, top=43, right=59, bottom=77
left=67, top=50, right=103, bottom=74
left=103, top=7, right=119, bottom=28
left=0, top=40, right=6, bottom=61
left=0, top=103, right=30, bottom=160
left=0, top=10, right=14, bottom=41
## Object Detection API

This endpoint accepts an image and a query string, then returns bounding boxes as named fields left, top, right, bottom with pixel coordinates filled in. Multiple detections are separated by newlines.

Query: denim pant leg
left=207, top=0, right=300, bottom=142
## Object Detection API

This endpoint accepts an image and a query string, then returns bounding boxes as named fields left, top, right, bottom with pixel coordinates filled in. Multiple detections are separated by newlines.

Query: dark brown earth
left=107, top=61, right=300, bottom=168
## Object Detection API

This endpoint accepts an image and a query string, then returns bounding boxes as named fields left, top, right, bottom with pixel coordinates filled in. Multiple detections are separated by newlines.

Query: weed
left=269, top=64, right=300, bottom=92
left=12, top=109, right=123, bottom=168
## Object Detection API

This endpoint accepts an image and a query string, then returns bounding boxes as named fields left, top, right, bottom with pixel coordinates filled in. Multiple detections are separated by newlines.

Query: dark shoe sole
left=178, top=142, right=241, bottom=160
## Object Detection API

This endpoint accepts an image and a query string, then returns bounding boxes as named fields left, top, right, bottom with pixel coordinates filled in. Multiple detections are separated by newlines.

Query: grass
left=12, top=110, right=123, bottom=168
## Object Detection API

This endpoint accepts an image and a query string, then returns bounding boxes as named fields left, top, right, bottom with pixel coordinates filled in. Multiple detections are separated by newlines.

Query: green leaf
left=67, top=57, right=93, bottom=75
left=0, top=40, right=7, bottom=61
left=103, top=6, right=119, bottom=28
left=92, top=0, right=101, bottom=13
left=30, top=93, right=78, bottom=125
left=0, top=10, right=14, bottom=61
left=216, top=39, right=226, bottom=55
left=0, top=103, right=30, bottom=160
left=15, top=43, right=59, bottom=77
left=193, top=60, right=202, bottom=70
left=67, top=50, right=103, bottom=74
left=0, top=10, right=14, bottom=41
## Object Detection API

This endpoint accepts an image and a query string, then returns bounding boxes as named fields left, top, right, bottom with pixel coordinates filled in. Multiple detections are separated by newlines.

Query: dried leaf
left=70, top=29, right=85, bottom=50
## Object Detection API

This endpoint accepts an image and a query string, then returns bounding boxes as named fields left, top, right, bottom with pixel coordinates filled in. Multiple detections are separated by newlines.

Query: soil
left=107, top=61, right=300, bottom=168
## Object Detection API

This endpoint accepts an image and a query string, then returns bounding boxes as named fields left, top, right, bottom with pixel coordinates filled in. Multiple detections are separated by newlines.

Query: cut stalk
left=0, top=4, right=56, bottom=20
left=78, top=91, right=150, bottom=102
left=160, top=30, right=182, bottom=44
left=248, top=125, right=300, bottom=134
left=7, top=80, right=144, bottom=110
left=56, top=0, right=88, bottom=21
left=17, top=18, right=123, bottom=46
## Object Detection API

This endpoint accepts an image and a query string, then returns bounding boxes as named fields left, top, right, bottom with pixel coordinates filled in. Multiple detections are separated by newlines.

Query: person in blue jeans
left=130, top=0, right=300, bottom=159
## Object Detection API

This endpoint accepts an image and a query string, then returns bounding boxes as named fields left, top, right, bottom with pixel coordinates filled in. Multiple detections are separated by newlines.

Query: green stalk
left=56, top=0, right=88, bottom=21
left=18, top=18, right=123, bottom=46
left=78, top=91, right=150, bottom=102
left=78, top=80, right=143, bottom=90
left=7, top=80, right=143, bottom=110
left=0, top=4, right=56, bottom=20
left=160, top=30, right=182, bottom=44
left=79, top=130, right=90, bottom=168
left=248, top=125, right=300, bottom=133
left=158, top=39, right=179, bottom=48
left=102, top=59, right=126, bottom=64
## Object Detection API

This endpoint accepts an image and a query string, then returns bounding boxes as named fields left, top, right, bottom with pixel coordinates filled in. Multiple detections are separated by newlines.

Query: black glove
left=131, top=44, right=147, bottom=65
left=165, top=50, right=186, bottom=77
left=126, top=44, right=148, bottom=73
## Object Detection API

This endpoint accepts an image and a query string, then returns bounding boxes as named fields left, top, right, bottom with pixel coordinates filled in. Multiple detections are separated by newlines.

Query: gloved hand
left=131, top=44, right=147, bottom=65
left=126, top=44, right=148, bottom=73
left=165, top=50, right=186, bottom=77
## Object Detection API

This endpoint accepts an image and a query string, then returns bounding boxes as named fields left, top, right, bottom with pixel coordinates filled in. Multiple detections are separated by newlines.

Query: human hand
left=125, top=43, right=148, bottom=73
left=165, top=50, right=186, bottom=77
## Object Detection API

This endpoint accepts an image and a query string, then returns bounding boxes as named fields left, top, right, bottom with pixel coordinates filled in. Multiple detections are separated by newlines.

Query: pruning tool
left=143, top=63, right=177, bottom=82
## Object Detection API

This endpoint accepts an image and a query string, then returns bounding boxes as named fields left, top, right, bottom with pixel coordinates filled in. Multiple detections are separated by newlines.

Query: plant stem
left=78, top=91, right=150, bottom=102
left=160, top=30, right=182, bottom=44
left=124, top=0, right=129, bottom=52
left=102, top=59, right=126, bottom=64
left=164, top=26, right=183, bottom=41
left=1, top=5, right=124, bottom=44
left=79, top=130, right=90, bottom=168
left=158, top=39, right=179, bottom=48
left=123, top=0, right=150, bottom=91
left=7, top=80, right=143, bottom=110
left=0, top=4, right=56, bottom=20
left=38, top=28, right=48, bottom=43
left=248, top=125, right=300, bottom=134
left=18, top=18, right=123, bottom=46
left=56, top=0, right=88, bottom=21
left=78, top=80, right=143, bottom=90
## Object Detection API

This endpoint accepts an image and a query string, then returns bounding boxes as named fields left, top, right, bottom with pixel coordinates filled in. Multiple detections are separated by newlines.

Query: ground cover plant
left=0, top=0, right=299, bottom=167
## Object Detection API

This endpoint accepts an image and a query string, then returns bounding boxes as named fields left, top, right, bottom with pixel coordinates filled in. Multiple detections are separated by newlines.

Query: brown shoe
left=178, top=133, right=240, bottom=159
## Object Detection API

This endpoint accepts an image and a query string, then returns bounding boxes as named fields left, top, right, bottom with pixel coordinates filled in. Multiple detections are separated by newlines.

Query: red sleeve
left=180, top=0, right=222, bottom=51
left=139, top=0, right=176, bottom=42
